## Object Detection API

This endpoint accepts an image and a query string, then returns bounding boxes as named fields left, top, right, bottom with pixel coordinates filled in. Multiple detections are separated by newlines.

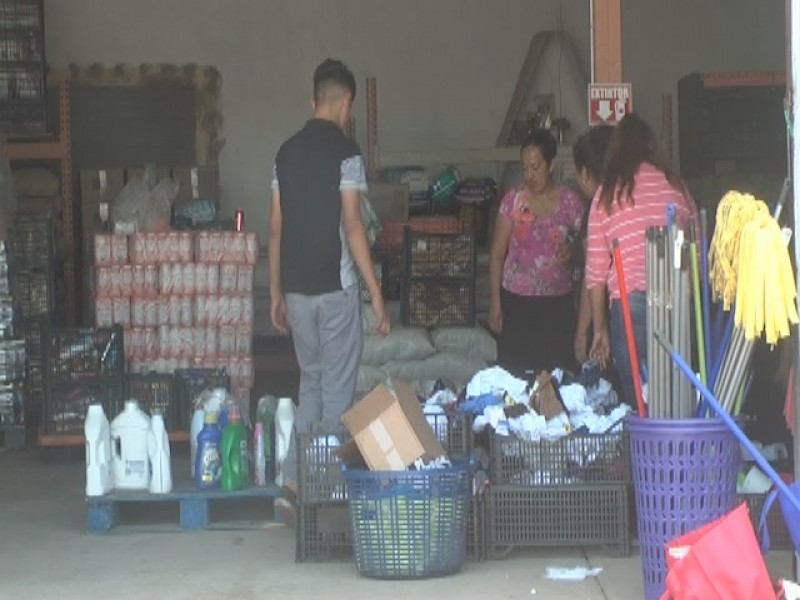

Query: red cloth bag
left=660, top=503, right=776, bottom=600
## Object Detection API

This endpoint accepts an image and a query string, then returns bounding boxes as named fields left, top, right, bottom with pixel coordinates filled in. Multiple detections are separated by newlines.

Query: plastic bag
left=111, top=164, right=178, bottom=233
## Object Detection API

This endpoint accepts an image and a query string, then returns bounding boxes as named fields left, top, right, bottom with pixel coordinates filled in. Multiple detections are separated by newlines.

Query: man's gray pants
left=282, top=284, right=363, bottom=485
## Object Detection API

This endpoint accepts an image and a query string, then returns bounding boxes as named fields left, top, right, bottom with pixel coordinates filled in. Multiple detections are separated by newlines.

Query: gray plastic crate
left=297, top=430, right=349, bottom=507
left=296, top=501, right=353, bottom=563
left=487, top=484, right=631, bottom=558
left=738, top=492, right=792, bottom=550
left=490, top=431, right=629, bottom=487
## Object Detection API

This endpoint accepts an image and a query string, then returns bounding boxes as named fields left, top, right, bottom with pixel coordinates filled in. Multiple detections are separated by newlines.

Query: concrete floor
left=1, top=448, right=794, bottom=600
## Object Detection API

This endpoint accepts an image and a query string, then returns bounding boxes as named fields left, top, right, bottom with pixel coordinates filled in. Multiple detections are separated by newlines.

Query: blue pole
left=655, top=330, right=800, bottom=515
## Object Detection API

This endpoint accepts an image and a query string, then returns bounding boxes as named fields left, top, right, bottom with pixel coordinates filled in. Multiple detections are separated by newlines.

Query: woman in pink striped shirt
left=585, top=113, right=696, bottom=407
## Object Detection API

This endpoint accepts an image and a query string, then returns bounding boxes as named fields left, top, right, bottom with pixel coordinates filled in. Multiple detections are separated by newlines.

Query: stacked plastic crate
left=402, top=230, right=476, bottom=328
left=486, top=430, right=632, bottom=558
left=8, top=214, right=56, bottom=424
left=0, top=240, right=26, bottom=447
left=92, top=230, right=257, bottom=426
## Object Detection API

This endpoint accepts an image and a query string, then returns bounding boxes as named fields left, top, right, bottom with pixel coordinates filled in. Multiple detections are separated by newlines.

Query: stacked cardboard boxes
left=92, top=230, right=257, bottom=398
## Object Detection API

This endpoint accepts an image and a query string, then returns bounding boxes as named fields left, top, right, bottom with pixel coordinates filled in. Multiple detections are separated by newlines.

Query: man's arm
left=341, top=189, right=389, bottom=334
left=268, top=187, right=289, bottom=334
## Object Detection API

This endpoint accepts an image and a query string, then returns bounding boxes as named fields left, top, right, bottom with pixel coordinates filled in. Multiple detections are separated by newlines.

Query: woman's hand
left=589, top=326, right=611, bottom=369
left=488, top=300, right=503, bottom=335
left=574, top=330, right=589, bottom=364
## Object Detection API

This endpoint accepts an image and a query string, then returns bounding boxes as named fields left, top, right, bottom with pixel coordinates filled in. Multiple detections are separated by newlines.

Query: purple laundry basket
left=627, top=416, right=740, bottom=600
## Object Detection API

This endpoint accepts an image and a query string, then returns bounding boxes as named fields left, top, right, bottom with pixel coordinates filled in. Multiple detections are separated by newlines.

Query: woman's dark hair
left=598, top=113, right=686, bottom=214
left=573, top=124, right=614, bottom=181
left=520, top=128, right=558, bottom=165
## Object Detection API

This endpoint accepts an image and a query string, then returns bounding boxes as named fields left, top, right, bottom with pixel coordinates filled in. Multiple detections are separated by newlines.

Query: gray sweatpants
left=282, top=284, right=363, bottom=484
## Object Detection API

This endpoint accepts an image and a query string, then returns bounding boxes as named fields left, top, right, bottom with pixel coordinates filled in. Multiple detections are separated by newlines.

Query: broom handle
left=614, top=240, right=647, bottom=418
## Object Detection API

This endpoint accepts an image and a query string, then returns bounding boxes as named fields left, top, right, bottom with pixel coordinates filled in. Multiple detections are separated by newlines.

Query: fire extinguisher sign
left=588, top=83, right=633, bottom=125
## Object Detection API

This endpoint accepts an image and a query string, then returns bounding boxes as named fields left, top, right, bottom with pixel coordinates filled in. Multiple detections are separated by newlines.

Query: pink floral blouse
left=499, top=185, right=584, bottom=297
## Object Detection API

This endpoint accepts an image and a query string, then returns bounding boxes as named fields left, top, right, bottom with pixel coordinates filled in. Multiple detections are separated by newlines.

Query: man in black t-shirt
left=269, top=59, right=389, bottom=525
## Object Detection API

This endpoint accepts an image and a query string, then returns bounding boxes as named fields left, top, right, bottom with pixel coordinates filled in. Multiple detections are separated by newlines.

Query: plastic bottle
left=148, top=412, right=173, bottom=494
left=84, top=404, right=113, bottom=497
left=194, top=411, right=221, bottom=490
left=190, top=408, right=205, bottom=477
left=221, top=404, right=248, bottom=492
left=274, top=397, right=295, bottom=487
left=111, top=400, right=151, bottom=491
left=256, top=396, right=278, bottom=484
left=254, top=422, right=267, bottom=486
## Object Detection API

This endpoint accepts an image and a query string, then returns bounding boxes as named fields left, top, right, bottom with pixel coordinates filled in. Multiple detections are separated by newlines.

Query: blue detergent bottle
left=194, top=411, right=222, bottom=490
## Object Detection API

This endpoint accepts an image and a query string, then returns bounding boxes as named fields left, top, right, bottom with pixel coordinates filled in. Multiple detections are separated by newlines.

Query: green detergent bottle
left=221, top=404, right=249, bottom=492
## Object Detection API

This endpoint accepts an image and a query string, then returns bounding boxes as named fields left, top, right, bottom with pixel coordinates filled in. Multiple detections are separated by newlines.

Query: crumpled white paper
left=544, top=566, right=603, bottom=581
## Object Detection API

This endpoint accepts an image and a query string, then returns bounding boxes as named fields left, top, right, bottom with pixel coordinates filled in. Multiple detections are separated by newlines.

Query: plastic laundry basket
left=628, top=416, right=740, bottom=600
left=342, top=461, right=472, bottom=579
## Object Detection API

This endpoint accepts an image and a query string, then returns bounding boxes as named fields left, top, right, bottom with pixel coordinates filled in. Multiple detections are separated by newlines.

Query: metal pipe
left=646, top=229, right=655, bottom=416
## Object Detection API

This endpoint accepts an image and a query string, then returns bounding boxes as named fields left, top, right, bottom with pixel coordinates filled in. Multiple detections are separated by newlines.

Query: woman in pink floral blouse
left=488, top=129, right=584, bottom=377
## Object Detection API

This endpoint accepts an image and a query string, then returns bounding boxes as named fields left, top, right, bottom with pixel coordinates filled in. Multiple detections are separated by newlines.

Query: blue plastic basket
left=342, top=461, right=472, bottom=579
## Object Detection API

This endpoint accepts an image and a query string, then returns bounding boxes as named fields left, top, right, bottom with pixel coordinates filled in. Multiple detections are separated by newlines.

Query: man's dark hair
left=313, top=59, right=356, bottom=104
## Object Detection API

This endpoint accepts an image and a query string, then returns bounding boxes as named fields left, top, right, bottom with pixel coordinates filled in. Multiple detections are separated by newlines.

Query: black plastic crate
left=10, top=268, right=55, bottom=320
left=402, top=278, right=475, bottom=328
left=127, top=372, right=178, bottom=431
left=468, top=496, right=486, bottom=561
left=738, top=492, right=792, bottom=551
left=174, top=368, right=230, bottom=430
left=405, top=230, right=475, bottom=279
left=9, top=215, right=54, bottom=269
left=375, top=248, right=403, bottom=300
left=24, top=363, right=43, bottom=414
left=490, top=431, right=629, bottom=487
left=296, top=501, right=352, bottom=563
left=297, top=429, right=349, bottom=506
left=358, top=259, right=384, bottom=303
left=487, top=484, right=631, bottom=558
left=16, top=318, right=45, bottom=366
left=43, top=378, right=124, bottom=435
left=45, top=325, right=124, bottom=385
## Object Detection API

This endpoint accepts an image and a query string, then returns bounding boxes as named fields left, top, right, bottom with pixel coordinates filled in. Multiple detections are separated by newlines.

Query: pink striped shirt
left=585, top=162, right=696, bottom=299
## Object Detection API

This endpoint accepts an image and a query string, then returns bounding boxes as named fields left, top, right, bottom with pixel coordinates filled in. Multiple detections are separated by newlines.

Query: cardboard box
left=339, top=378, right=445, bottom=470
left=366, top=182, right=410, bottom=223
left=172, top=166, right=218, bottom=204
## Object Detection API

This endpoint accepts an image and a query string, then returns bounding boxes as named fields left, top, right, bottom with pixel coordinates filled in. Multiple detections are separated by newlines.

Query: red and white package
left=194, top=232, right=210, bottom=262
left=178, top=232, right=193, bottom=262
left=95, top=297, right=113, bottom=327
left=119, top=266, right=134, bottom=297
left=157, top=297, right=171, bottom=326
left=146, top=233, right=160, bottom=263
left=216, top=355, right=229, bottom=373
left=142, top=327, right=158, bottom=357
left=95, top=267, right=113, bottom=297
left=168, top=296, right=182, bottom=326
left=194, top=295, right=207, bottom=325
left=106, top=265, right=121, bottom=297
left=240, top=295, right=254, bottom=325
left=167, top=233, right=180, bottom=262
left=111, top=235, right=129, bottom=264
left=210, top=233, right=224, bottom=262
left=230, top=233, right=245, bottom=263
left=144, top=265, right=159, bottom=296
left=159, top=263, right=173, bottom=294
left=158, top=325, right=170, bottom=357
left=244, top=232, right=258, bottom=265
left=206, top=264, right=219, bottom=293
left=217, top=295, right=231, bottom=325
left=220, top=263, right=237, bottom=293
left=181, top=263, right=195, bottom=295
left=180, top=327, right=194, bottom=357
left=94, top=234, right=112, bottom=266
left=129, top=233, right=144, bottom=264
left=205, top=325, right=218, bottom=357
left=113, top=297, right=131, bottom=326
left=228, top=295, right=242, bottom=324
left=180, top=295, right=193, bottom=326
left=237, top=265, right=254, bottom=293
left=240, top=355, right=254, bottom=388
left=194, top=263, right=207, bottom=295
left=132, top=265, right=145, bottom=296
left=131, top=297, right=146, bottom=327
left=235, top=323, right=253, bottom=355
left=206, top=295, right=220, bottom=325
left=218, top=324, right=236, bottom=356
left=192, top=326, right=206, bottom=357
left=144, top=298, right=158, bottom=327
left=156, top=233, right=170, bottom=263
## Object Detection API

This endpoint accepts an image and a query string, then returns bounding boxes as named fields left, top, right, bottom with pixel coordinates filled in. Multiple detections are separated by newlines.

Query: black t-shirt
left=272, top=119, right=366, bottom=295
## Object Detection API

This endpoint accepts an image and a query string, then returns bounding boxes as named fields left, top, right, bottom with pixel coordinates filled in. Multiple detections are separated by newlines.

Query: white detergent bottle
left=148, top=412, right=173, bottom=494
left=111, top=400, right=151, bottom=490
left=274, top=397, right=295, bottom=487
left=190, top=408, right=205, bottom=477
left=84, top=404, right=113, bottom=496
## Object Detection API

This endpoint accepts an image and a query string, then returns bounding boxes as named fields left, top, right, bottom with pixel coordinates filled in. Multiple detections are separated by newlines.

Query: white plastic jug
left=190, top=408, right=205, bottom=477
left=274, top=397, right=295, bottom=487
left=111, top=400, right=151, bottom=490
left=84, top=404, right=113, bottom=497
left=148, top=413, right=173, bottom=494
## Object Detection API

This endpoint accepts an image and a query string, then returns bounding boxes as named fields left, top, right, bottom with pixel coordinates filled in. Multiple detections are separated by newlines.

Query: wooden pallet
left=86, top=479, right=280, bottom=533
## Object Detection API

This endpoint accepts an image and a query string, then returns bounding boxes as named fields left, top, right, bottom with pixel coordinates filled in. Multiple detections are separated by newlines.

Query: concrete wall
left=44, top=0, right=785, bottom=241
